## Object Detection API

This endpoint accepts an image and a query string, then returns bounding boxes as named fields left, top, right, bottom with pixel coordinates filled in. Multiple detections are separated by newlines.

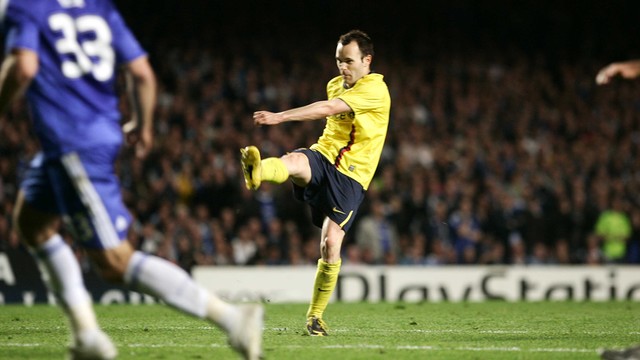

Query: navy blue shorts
left=21, top=147, right=132, bottom=250
left=292, top=148, right=365, bottom=232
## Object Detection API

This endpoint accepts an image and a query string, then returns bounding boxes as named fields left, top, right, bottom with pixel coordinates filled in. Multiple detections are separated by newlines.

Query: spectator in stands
left=594, top=195, right=632, bottom=263
left=355, top=199, right=400, bottom=264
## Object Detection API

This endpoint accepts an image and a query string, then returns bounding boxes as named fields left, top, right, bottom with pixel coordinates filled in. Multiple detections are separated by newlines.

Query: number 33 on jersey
left=0, top=0, right=147, bottom=156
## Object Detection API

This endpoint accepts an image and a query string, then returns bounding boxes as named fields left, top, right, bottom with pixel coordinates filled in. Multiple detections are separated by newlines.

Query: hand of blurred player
left=136, top=126, right=153, bottom=159
left=122, top=116, right=138, bottom=134
left=596, top=60, right=640, bottom=85
left=253, top=110, right=283, bottom=125
left=122, top=116, right=152, bottom=159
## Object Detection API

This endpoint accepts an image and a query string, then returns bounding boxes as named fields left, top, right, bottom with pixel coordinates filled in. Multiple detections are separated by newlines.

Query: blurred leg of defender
left=65, top=149, right=263, bottom=360
left=14, top=153, right=117, bottom=360
left=17, top=150, right=263, bottom=360
left=111, top=244, right=263, bottom=359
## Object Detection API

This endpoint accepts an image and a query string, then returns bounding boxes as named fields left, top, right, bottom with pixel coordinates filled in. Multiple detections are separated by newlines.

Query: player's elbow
left=127, top=56, right=156, bottom=86
left=133, top=66, right=156, bottom=87
left=325, top=98, right=351, bottom=116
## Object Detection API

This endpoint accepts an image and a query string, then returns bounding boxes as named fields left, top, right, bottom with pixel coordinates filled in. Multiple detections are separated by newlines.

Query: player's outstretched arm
left=253, top=98, right=351, bottom=125
left=0, top=49, right=38, bottom=114
left=596, top=59, right=640, bottom=85
left=123, top=55, right=157, bottom=158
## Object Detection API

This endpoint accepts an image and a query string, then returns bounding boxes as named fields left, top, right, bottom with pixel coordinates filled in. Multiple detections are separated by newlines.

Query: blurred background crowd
left=2, top=0, right=640, bottom=271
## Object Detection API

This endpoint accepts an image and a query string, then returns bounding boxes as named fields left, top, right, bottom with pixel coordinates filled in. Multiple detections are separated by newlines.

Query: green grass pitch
left=0, top=301, right=638, bottom=359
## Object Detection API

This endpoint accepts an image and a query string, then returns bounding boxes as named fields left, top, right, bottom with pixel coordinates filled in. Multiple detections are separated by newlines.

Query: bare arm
left=253, top=98, right=351, bottom=125
left=596, top=59, right=640, bottom=85
left=121, top=70, right=138, bottom=134
left=0, top=49, right=38, bottom=114
left=122, top=55, right=156, bottom=158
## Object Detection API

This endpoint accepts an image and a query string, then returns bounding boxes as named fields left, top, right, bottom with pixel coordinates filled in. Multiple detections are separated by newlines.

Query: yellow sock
left=261, top=158, right=289, bottom=184
left=306, top=259, right=341, bottom=319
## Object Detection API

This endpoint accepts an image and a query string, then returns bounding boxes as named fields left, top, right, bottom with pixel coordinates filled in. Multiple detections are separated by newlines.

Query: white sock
left=124, top=251, right=239, bottom=331
left=206, top=294, right=241, bottom=334
left=35, top=234, right=98, bottom=334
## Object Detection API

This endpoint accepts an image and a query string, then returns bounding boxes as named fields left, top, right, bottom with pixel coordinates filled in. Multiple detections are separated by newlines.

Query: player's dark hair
left=339, top=29, right=374, bottom=59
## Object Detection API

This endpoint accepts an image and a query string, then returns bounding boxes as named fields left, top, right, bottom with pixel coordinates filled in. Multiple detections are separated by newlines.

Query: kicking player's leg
left=13, top=191, right=117, bottom=360
left=306, top=218, right=344, bottom=336
left=240, top=146, right=311, bottom=190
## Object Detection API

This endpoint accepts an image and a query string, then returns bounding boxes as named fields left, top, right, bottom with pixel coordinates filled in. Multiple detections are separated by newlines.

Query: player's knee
left=322, top=235, right=341, bottom=253
left=282, top=152, right=310, bottom=179
left=13, top=202, right=57, bottom=247
left=94, top=262, right=127, bottom=284
left=87, top=243, right=133, bottom=284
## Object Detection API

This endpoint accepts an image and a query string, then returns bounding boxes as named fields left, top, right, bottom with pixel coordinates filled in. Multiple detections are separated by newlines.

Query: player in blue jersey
left=0, top=1, right=262, bottom=359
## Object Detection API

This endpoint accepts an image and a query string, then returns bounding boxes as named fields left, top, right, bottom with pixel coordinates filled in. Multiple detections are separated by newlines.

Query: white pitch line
left=306, top=328, right=531, bottom=334
left=531, top=348, right=595, bottom=353
left=0, top=326, right=619, bottom=336
left=0, top=342, right=598, bottom=354
left=0, top=326, right=607, bottom=355
left=290, top=328, right=619, bottom=336
left=1, top=343, right=45, bottom=347
left=279, top=345, right=595, bottom=354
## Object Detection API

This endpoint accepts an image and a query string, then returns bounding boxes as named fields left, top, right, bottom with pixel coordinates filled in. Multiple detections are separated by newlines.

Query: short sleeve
left=105, top=3, right=146, bottom=65
left=3, top=5, right=40, bottom=55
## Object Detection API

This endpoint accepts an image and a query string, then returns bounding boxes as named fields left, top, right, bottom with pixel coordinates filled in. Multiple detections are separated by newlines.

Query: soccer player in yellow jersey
left=241, top=29, right=391, bottom=336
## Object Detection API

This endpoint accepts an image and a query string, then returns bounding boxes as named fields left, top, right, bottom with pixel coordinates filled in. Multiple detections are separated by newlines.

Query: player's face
left=335, top=41, right=371, bottom=88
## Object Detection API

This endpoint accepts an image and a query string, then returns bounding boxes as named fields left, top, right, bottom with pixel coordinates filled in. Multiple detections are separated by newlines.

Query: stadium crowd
left=1, top=1, right=640, bottom=271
